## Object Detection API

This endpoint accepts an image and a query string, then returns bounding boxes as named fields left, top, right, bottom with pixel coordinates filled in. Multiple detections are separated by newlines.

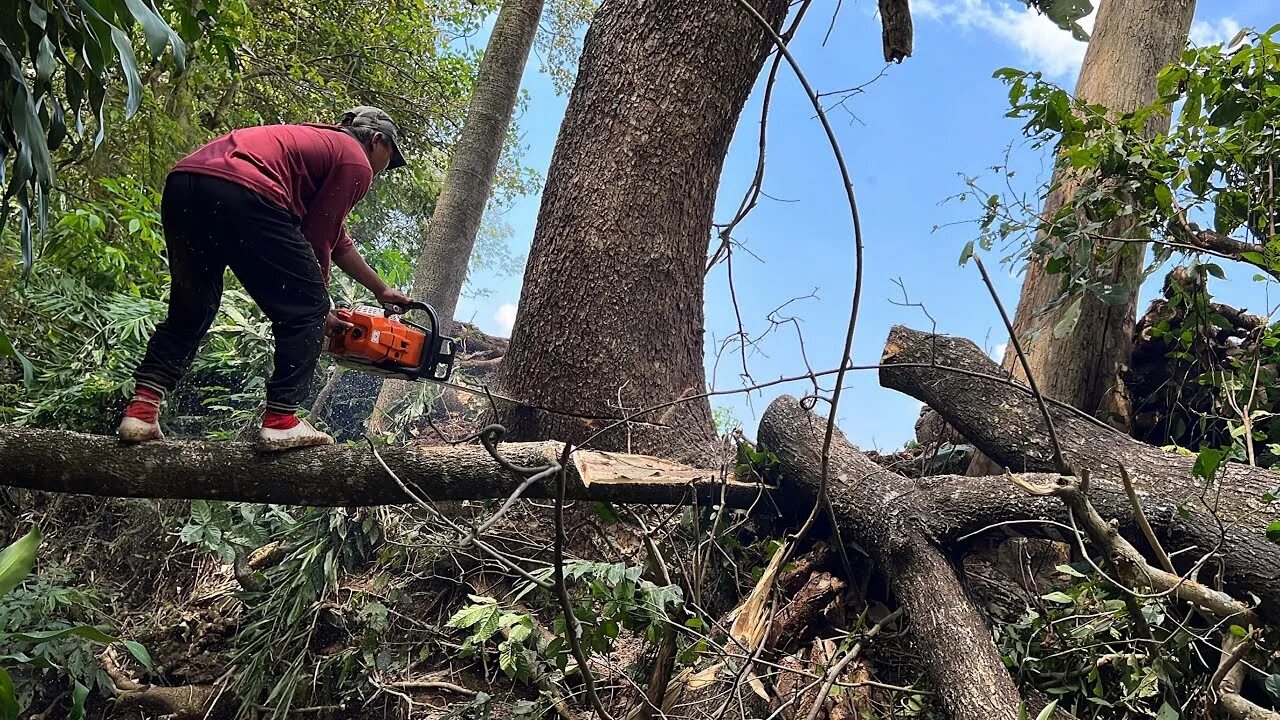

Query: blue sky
left=455, top=0, right=1280, bottom=450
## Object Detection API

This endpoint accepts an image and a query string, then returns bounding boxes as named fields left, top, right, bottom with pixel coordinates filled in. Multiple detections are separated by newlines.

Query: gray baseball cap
left=341, top=105, right=406, bottom=170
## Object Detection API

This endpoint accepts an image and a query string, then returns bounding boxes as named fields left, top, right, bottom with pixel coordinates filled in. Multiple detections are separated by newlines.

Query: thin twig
left=802, top=609, right=903, bottom=720
left=730, top=0, right=865, bottom=583
left=971, top=253, right=1070, bottom=474
left=1119, top=464, right=1175, bottom=574
left=552, top=443, right=613, bottom=719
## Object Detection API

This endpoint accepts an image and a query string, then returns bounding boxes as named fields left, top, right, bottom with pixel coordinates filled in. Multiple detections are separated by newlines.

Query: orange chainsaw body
left=326, top=303, right=456, bottom=382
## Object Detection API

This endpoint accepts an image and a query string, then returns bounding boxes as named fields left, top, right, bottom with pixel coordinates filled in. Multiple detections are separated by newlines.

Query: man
left=118, top=106, right=412, bottom=451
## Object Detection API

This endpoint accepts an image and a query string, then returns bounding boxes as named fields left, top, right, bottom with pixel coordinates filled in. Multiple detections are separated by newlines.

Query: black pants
left=133, top=172, right=329, bottom=415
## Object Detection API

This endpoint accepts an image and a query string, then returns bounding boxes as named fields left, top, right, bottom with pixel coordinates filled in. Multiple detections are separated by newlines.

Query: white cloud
left=991, top=342, right=1007, bottom=360
left=1190, top=17, right=1242, bottom=48
left=494, top=303, right=518, bottom=335
left=917, top=0, right=1095, bottom=78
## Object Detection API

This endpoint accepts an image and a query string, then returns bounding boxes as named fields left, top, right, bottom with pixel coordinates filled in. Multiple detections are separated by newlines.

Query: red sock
left=263, top=410, right=300, bottom=430
left=124, top=387, right=163, bottom=424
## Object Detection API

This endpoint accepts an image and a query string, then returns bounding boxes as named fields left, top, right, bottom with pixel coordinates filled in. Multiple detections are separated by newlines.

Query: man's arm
left=333, top=242, right=412, bottom=307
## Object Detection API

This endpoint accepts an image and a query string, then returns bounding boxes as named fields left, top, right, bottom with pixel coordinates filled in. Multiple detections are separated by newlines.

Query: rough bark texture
left=0, top=427, right=766, bottom=507
left=880, top=324, right=1280, bottom=622
left=1004, top=0, right=1196, bottom=417
left=969, top=0, right=1197, bottom=476
left=759, top=396, right=1025, bottom=720
left=496, top=0, right=788, bottom=462
left=370, top=0, right=544, bottom=432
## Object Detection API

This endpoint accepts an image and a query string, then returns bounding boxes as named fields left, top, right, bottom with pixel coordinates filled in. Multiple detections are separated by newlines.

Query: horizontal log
left=879, top=324, right=1280, bottom=622
left=0, top=427, right=766, bottom=508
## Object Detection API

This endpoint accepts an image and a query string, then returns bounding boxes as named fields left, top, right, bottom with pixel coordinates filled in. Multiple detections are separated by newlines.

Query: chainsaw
left=325, top=300, right=457, bottom=383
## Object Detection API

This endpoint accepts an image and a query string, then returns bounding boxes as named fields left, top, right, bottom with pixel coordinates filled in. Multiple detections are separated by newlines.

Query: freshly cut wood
left=878, top=324, right=1280, bottom=622
left=0, top=427, right=766, bottom=508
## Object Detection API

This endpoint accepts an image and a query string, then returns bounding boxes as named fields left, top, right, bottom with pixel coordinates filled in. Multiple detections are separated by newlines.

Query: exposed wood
left=879, top=324, right=1280, bottom=622
left=758, top=396, right=1025, bottom=720
left=0, top=427, right=766, bottom=508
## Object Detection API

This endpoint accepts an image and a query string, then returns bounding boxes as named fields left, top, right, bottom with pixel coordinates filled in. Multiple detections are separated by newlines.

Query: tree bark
left=496, top=0, right=789, bottom=462
left=758, top=396, right=1025, bottom=720
left=369, top=0, right=544, bottom=433
left=0, top=427, right=765, bottom=508
left=880, top=324, right=1280, bottom=622
left=970, top=0, right=1197, bottom=475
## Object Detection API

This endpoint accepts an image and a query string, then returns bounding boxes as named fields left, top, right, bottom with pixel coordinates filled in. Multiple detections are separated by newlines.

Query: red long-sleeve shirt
left=172, top=123, right=372, bottom=282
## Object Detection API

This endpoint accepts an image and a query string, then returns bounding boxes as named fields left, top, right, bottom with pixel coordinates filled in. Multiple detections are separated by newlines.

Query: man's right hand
left=325, top=311, right=354, bottom=337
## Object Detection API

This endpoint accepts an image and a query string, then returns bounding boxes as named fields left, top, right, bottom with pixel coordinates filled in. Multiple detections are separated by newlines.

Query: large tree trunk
left=970, top=0, right=1197, bottom=475
left=369, top=0, right=544, bottom=433
left=880, top=324, right=1280, bottom=623
left=495, top=0, right=789, bottom=462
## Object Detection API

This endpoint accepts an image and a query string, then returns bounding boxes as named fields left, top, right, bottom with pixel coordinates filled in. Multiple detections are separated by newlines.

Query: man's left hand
left=376, top=288, right=413, bottom=313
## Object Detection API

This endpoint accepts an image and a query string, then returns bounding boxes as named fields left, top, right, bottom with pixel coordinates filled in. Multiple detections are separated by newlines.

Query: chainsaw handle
left=382, top=300, right=441, bottom=350
left=380, top=300, right=431, bottom=316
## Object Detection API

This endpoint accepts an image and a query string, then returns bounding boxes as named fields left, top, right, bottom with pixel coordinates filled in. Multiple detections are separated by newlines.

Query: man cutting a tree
left=118, top=106, right=412, bottom=451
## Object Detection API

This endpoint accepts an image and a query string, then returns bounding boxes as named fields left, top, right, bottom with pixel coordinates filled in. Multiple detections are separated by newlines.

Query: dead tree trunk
left=369, top=0, right=544, bottom=433
left=758, top=397, right=1026, bottom=720
left=880, top=324, right=1280, bottom=622
left=496, top=0, right=789, bottom=462
left=969, top=0, right=1197, bottom=476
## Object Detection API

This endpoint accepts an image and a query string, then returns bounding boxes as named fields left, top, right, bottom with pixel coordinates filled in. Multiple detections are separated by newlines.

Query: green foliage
left=227, top=508, right=382, bottom=718
left=1022, top=0, right=1093, bottom=40
left=995, top=570, right=1204, bottom=719
left=1, top=0, right=189, bottom=271
left=178, top=500, right=297, bottom=564
left=734, top=442, right=782, bottom=484
left=987, top=27, right=1280, bottom=315
left=446, top=595, right=537, bottom=682
left=443, top=561, right=694, bottom=688
left=0, top=529, right=149, bottom=717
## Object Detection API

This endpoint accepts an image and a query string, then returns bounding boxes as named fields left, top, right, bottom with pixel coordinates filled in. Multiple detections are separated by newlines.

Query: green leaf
left=1156, top=702, right=1179, bottom=720
left=1266, top=521, right=1280, bottom=544
left=0, top=669, right=16, bottom=720
left=0, top=526, right=41, bottom=597
left=119, top=0, right=186, bottom=66
left=68, top=680, right=89, bottom=720
left=1193, top=448, right=1225, bottom=480
left=1153, top=184, right=1174, bottom=214
left=108, top=26, right=144, bottom=118
left=1056, top=564, right=1087, bottom=578
left=1053, top=298, right=1082, bottom=339
left=1229, top=624, right=1248, bottom=638
left=1035, top=700, right=1059, bottom=720
left=1265, top=673, right=1280, bottom=700
left=1042, top=591, right=1074, bottom=604
left=1241, top=251, right=1266, bottom=266
left=0, top=331, right=34, bottom=387
left=959, top=240, right=975, bottom=267
left=4, top=624, right=121, bottom=645
left=123, top=639, right=152, bottom=668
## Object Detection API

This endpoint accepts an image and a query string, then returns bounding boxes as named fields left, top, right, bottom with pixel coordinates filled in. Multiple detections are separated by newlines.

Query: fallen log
left=758, top=396, right=1029, bottom=720
left=0, top=427, right=765, bottom=508
left=879, top=324, right=1280, bottom=622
